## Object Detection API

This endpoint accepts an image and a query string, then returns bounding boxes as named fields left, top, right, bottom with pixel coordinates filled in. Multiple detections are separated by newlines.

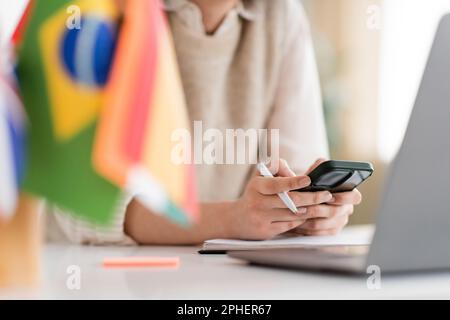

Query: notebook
left=199, top=225, right=374, bottom=254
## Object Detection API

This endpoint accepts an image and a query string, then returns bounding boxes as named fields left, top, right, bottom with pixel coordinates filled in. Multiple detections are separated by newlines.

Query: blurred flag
left=93, top=0, right=199, bottom=225
left=16, top=0, right=122, bottom=224
left=12, top=0, right=34, bottom=46
left=0, top=72, right=26, bottom=220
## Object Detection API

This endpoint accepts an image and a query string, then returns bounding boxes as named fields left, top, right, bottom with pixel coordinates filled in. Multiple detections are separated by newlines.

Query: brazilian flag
left=16, top=0, right=122, bottom=224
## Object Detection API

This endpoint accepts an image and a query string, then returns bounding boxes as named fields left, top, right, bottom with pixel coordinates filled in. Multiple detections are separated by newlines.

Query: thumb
left=305, top=158, right=327, bottom=175
left=276, top=159, right=296, bottom=177
left=265, top=158, right=296, bottom=177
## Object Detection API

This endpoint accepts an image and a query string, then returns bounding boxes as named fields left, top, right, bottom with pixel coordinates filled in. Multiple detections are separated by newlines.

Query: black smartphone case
left=296, top=160, right=374, bottom=193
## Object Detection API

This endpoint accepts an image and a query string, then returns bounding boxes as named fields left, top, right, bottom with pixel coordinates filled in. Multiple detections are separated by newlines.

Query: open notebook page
left=201, top=225, right=374, bottom=252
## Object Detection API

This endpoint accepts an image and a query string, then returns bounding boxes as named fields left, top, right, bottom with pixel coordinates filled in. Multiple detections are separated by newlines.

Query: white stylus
left=257, top=162, right=298, bottom=214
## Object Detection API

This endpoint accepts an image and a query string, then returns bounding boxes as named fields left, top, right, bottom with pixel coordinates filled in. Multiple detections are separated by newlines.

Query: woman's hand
left=226, top=160, right=334, bottom=240
left=124, top=159, right=330, bottom=245
left=124, top=158, right=362, bottom=245
left=291, top=159, right=362, bottom=236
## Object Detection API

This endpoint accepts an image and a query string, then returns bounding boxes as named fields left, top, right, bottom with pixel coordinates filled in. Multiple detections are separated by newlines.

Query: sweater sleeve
left=45, top=193, right=136, bottom=246
left=268, top=0, right=330, bottom=174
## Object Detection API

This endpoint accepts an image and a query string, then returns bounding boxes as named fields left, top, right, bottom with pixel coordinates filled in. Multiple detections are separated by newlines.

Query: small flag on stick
left=0, top=53, right=26, bottom=220
left=94, top=0, right=199, bottom=225
left=16, top=0, right=122, bottom=224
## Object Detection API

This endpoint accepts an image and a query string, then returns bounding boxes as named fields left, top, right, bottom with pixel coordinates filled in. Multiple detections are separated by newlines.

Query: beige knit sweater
left=45, top=0, right=328, bottom=244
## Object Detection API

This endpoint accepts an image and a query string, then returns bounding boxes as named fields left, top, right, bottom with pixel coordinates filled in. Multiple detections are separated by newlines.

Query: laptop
left=229, top=14, right=450, bottom=274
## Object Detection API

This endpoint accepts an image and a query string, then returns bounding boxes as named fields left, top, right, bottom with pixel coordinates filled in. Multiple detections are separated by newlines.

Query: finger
left=328, top=190, right=362, bottom=206
left=258, top=194, right=292, bottom=209
left=270, top=220, right=304, bottom=236
left=305, top=158, right=327, bottom=175
left=302, top=204, right=354, bottom=220
left=288, top=191, right=334, bottom=208
left=260, top=191, right=332, bottom=209
left=299, top=214, right=349, bottom=231
left=254, top=175, right=311, bottom=195
left=295, top=228, right=342, bottom=237
left=302, top=204, right=354, bottom=219
left=267, top=208, right=307, bottom=222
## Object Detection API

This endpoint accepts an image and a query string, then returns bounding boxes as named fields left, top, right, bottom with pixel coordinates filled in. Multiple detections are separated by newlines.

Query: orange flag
left=94, top=0, right=198, bottom=225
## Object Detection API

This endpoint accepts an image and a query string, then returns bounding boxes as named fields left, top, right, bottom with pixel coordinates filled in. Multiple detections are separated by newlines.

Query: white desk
left=2, top=226, right=450, bottom=300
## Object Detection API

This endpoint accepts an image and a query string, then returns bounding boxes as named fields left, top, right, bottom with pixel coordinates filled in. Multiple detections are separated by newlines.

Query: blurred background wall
left=1, top=0, right=450, bottom=225
left=302, top=0, right=450, bottom=224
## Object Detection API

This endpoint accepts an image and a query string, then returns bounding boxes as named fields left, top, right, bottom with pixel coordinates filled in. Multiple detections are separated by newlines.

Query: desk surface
left=2, top=226, right=450, bottom=300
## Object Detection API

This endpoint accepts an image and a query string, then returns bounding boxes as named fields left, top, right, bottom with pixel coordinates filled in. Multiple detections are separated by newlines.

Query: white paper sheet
left=202, top=225, right=374, bottom=251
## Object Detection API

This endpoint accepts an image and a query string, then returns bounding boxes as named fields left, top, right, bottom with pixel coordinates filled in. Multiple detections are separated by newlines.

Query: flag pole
left=0, top=193, right=43, bottom=288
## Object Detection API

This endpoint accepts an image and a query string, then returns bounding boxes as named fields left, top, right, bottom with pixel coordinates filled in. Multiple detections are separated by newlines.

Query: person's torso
left=167, top=0, right=291, bottom=201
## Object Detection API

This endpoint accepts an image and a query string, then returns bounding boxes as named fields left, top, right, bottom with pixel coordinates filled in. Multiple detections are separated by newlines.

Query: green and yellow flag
left=16, top=0, right=121, bottom=224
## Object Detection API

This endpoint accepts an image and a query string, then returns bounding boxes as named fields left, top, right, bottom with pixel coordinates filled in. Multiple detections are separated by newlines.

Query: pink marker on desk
left=103, top=257, right=180, bottom=269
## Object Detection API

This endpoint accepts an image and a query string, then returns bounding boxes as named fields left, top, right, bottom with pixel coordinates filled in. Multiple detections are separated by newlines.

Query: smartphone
left=296, top=160, right=374, bottom=193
